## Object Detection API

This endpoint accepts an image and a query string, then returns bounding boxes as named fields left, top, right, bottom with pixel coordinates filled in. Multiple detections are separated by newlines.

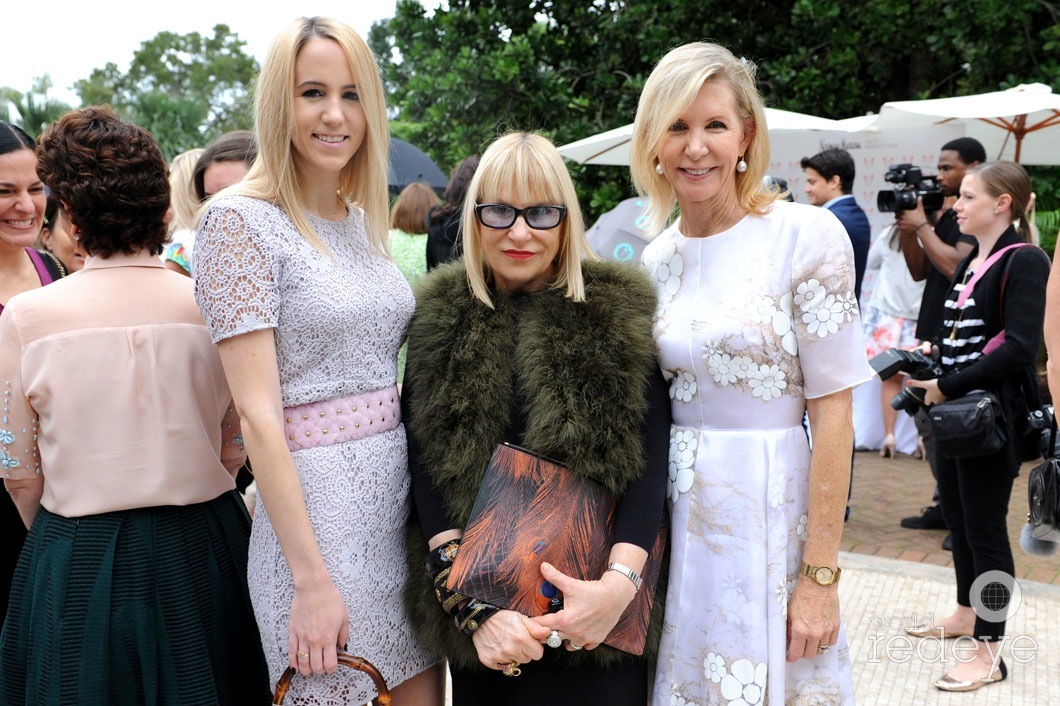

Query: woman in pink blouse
left=0, top=107, right=270, bottom=705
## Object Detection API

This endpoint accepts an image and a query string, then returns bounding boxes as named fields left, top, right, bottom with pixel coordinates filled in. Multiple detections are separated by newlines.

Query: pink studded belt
left=284, top=387, right=401, bottom=452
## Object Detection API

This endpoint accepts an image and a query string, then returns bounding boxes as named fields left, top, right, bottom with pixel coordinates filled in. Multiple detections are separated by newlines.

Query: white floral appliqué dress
left=641, top=201, right=871, bottom=706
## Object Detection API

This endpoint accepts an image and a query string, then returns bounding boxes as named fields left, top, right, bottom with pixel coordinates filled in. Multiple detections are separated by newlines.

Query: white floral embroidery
left=655, top=242, right=684, bottom=303
left=719, top=575, right=748, bottom=628
left=803, top=291, right=847, bottom=338
left=796, top=514, right=809, bottom=541
left=707, top=351, right=739, bottom=385
left=705, top=652, right=727, bottom=683
left=731, top=355, right=756, bottom=380
left=834, top=292, right=858, bottom=322
left=751, top=295, right=777, bottom=324
left=670, top=370, right=698, bottom=402
left=748, top=364, right=787, bottom=401
left=668, top=429, right=697, bottom=501
left=720, top=659, right=767, bottom=706
left=774, top=292, right=798, bottom=356
left=776, top=578, right=794, bottom=618
left=794, top=279, right=827, bottom=313
left=702, top=340, right=720, bottom=359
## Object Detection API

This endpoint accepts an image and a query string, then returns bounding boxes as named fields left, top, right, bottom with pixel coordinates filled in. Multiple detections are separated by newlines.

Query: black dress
left=425, top=206, right=462, bottom=270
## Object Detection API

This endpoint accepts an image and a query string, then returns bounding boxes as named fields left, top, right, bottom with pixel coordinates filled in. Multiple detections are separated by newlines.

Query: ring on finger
left=816, top=644, right=830, bottom=655
left=296, top=650, right=310, bottom=660
left=546, top=629, right=563, bottom=649
left=502, top=662, right=521, bottom=677
left=568, top=641, right=583, bottom=651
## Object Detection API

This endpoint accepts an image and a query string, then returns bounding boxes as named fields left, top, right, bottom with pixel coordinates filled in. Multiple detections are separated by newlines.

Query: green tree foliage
left=1, top=76, right=72, bottom=139
left=371, top=0, right=1060, bottom=222
left=74, top=24, right=258, bottom=160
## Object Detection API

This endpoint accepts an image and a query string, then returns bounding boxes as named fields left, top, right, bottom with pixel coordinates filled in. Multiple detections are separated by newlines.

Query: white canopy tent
left=556, top=107, right=849, bottom=166
left=873, top=83, right=1060, bottom=165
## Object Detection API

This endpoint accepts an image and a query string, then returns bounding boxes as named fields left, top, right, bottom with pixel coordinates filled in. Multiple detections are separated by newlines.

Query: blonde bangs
left=464, top=132, right=593, bottom=309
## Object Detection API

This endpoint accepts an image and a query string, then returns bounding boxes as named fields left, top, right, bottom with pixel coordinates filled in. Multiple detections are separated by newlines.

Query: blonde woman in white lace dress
left=633, top=43, right=872, bottom=705
left=193, top=17, right=441, bottom=706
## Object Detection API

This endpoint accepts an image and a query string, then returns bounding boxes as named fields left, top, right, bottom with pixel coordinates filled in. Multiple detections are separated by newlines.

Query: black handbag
left=1027, top=417, right=1060, bottom=542
left=928, top=389, right=1007, bottom=458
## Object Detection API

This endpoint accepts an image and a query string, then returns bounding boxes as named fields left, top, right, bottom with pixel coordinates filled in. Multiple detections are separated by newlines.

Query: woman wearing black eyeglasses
left=400, top=131, right=670, bottom=706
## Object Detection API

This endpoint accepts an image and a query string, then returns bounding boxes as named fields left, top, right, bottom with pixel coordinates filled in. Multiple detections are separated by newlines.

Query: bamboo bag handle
left=272, top=653, right=391, bottom=705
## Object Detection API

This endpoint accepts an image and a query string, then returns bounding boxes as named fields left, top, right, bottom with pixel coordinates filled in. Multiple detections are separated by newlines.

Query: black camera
left=877, top=164, right=946, bottom=213
left=868, top=348, right=944, bottom=415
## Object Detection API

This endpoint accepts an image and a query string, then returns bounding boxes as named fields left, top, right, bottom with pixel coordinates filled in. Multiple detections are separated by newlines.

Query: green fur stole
left=402, top=259, right=665, bottom=670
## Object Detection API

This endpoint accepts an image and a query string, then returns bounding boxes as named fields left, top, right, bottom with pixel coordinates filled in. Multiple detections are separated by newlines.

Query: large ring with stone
left=546, top=629, right=563, bottom=648
left=502, top=662, right=521, bottom=677
left=817, top=644, right=830, bottom=655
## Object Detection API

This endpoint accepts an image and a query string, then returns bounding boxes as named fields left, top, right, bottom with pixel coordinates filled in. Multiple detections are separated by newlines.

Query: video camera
left=877, top=163, right=945, bottom=214
left=868, top=347, right=944, bottom=415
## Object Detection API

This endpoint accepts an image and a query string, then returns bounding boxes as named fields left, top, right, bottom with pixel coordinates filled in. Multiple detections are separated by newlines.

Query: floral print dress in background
left=641, top=200, right=871, bottom=706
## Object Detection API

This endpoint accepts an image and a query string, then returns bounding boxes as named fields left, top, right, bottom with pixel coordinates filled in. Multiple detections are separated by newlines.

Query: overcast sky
left=2, top=1, right=423, bottom=110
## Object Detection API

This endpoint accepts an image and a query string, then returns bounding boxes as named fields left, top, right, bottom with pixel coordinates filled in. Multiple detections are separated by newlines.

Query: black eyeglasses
left=474, top=203, right=567, bottom=230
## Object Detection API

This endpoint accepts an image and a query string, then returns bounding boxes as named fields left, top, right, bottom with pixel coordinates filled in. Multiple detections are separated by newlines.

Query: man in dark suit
left=802, top=148, right=872, bottom=301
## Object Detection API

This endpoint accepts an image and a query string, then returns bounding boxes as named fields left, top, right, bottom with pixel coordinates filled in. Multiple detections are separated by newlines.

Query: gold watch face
left=814, top=567, right=835, bottom=584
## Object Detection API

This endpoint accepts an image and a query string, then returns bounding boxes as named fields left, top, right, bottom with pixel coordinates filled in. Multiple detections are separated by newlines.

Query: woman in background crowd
left=193, top=17, right=440, bottom=705
left=862, top=224, right=925, bottom=458
left=166, top=131, right=256, bottom=276
left=38, top=195, right=85, bottom=272
left=907, top=161, right=1049, bottom=692
left=162, top=147, right=205, bottom=275
left=0, top=120, right=66, bottom=629
left=633, top=43, right=870, bottom=705
left=389, top=181, right=440, bottom=381
left=389, top=181, right=440, bottom=289
left=426, top=153, right=479, bottom=269
left=0, top=106, right=269, bottom=705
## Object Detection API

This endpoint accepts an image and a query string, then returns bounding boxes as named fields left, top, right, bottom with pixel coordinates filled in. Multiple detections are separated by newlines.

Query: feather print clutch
left=447, top=442, right=666, bottom=654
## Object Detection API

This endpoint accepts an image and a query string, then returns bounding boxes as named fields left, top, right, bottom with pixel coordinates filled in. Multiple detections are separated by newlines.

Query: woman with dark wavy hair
left=0, top=106, right=270, bottom=704
left=0, top=120, right=66, bottom=631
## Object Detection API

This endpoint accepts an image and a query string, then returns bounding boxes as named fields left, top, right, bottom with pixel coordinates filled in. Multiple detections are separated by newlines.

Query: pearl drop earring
left=655, top=162, right=664, bottom=175
left=736, top=157, right=748, bottom=173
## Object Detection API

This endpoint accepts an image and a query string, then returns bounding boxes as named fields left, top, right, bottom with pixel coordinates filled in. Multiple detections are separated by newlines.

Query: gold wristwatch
left=800, top=562, right=842, bottom=586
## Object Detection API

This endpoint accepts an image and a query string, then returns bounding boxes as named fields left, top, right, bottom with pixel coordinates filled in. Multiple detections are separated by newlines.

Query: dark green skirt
left=0, top=491, right=271, bottom=705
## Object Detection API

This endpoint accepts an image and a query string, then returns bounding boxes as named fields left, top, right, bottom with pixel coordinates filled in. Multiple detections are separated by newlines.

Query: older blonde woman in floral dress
left=633, top=43, right=872, bottom=705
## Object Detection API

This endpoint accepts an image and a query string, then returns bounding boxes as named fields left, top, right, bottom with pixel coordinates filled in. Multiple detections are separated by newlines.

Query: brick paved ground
left=845, top=449, right=1060, bottom=586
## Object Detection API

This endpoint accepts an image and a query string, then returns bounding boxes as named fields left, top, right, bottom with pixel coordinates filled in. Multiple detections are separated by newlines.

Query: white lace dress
left=641, top=201, right=872, bottom=706
left=194, top=196, right=438, bottom=705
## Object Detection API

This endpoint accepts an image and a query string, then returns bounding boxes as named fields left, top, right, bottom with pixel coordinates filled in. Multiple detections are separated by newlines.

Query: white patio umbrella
left=874, top=83, right=1060, bottom=164
left=557, top=108, right=847, bottom=166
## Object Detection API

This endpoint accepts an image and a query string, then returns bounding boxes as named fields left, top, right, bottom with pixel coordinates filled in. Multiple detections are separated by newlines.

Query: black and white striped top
left=939, top=268, right=988, bottom=370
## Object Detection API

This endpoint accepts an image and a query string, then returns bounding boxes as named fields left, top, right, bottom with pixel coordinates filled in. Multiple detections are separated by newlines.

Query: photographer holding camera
left=902, top=161, right=1048, bottom=692
left=893, top=138, right=985, bottom=538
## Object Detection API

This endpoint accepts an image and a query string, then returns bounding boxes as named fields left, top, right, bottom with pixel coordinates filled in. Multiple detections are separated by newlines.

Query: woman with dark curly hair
left=0, top=106, right=271, bottom=705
